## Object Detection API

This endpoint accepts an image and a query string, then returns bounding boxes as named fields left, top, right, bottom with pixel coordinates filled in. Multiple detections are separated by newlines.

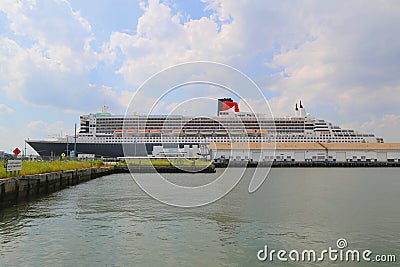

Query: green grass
left=0, top=160, right=104, bottom=179
left=120, top=158, right=211, bottom=167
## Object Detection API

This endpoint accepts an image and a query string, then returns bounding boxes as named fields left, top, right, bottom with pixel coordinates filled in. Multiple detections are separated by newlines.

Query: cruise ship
left=26, top=98, right=383, bottom=158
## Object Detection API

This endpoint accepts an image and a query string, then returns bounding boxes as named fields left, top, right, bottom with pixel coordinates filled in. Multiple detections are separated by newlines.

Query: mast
left=73, top=123, right=77, bottom=158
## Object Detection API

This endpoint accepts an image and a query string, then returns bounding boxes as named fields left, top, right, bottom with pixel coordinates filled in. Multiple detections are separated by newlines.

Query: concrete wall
left=329, top=150, right=399, bottom=162
left=0, top=167, right=114, bottom=207
left=387, top=151, right=400, bottom=162
left=152, top=145, right=202, bottom=158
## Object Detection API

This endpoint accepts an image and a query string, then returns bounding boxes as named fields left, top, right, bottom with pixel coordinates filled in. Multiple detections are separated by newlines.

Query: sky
left=0, top=0, right=400, bottom=154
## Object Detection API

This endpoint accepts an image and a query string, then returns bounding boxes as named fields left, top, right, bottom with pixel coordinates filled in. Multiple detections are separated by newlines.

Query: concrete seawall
left=0, top=167, right=114, bottom=208
left=214, top=161, right=400, bottom=168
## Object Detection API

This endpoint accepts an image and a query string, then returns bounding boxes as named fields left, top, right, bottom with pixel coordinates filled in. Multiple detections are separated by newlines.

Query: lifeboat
left=199, top=130, right=213, bottom=135
left=184, top=130, right=198, bottom=135
left=215, top=130, right=227, bottom=135
left=230, top=130, right=244, bottom=135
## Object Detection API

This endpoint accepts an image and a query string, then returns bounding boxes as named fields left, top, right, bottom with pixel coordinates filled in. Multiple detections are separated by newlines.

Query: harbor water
left=1, top=168, right=399, bottom=266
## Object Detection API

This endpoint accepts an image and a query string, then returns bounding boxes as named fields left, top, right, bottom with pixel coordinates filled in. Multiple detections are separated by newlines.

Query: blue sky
left=1, top=0, right=400, bottom=154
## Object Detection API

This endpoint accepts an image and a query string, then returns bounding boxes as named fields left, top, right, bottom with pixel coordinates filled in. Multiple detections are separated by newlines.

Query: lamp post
left=66, top=136, right=69, bottom=157
left=73, top=123, right=77, bottom=158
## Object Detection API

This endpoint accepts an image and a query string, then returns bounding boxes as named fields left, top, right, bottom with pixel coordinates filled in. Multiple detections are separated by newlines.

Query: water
left=1, top=168, right=399, bottom=266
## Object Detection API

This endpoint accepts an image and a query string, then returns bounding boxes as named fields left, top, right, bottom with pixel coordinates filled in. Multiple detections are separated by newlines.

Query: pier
left=0, top=167, right=114, bottom=208
left=0, top=163, right=216, bottom=208
left=114, top=164, right=216, bottom=173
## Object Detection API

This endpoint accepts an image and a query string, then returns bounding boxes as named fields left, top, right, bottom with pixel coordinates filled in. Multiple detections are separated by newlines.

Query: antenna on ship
left=295, top=103, right=300, bottom=117
left=101, top=104, right=109, bottom=113
left=73, top=123, right=77, bottom=158
left=298, top=100, right=307, bottom=117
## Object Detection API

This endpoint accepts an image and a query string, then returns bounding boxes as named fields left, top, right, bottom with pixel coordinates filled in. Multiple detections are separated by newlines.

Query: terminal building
left=208, top=142, right=400, bottom=163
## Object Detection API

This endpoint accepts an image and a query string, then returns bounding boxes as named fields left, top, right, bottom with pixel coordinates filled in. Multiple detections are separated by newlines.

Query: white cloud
left=102, top=0, right=234, bottom=86
left=263, top=1, right=400, bottom=121
left=2, top=0, right=92, bottom=49
left=360, top=115, right=400, bottom=143
left=124, top=90, right=168, bottom=115
left=238, top=98, right=272, bottom=116
left=102, top=0, right=399, bottom=119
left=118, top=90, right=135, bottom=109
left=26, top=120, right=69, bottom=138
left=104, top=0, right=310, bottom=87
left=0, top=103, right=14, bottom=114
left=0, top=0, right=102, bottom=111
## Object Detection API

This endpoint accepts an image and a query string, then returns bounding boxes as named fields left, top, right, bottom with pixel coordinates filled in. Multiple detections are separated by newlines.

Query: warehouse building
left=208, top=143, right=400, bottom=163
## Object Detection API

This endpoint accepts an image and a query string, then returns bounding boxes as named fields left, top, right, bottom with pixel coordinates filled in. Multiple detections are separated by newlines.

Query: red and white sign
left=13, top=147, right=21, bottom=156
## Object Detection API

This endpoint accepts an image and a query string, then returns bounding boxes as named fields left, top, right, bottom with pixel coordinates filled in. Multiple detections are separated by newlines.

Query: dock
left=0, top=167, right=114, bottom=208
left=214, top=161, right=400, bottom=168
left=114, top=165, right=216, bottom=173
